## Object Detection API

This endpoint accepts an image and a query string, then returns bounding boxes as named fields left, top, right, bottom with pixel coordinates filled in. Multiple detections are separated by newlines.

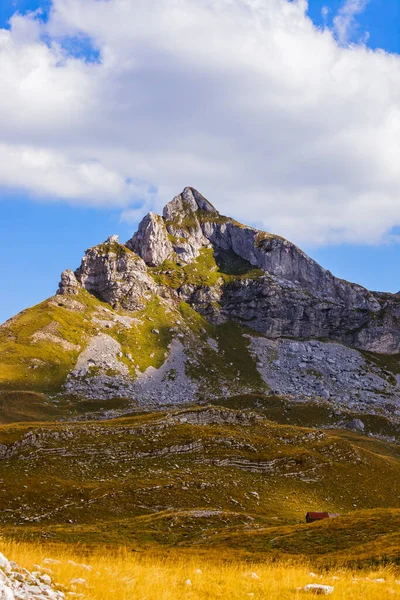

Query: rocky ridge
left=60, top=187, right=400, bottom=355
left=1, top=186, right=400, bottom=424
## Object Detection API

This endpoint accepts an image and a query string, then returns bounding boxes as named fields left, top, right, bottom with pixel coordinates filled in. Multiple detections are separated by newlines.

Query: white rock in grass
left=250, top=573, right=260, bottom=580
left=26, top=585, right=42, bottom=594
left=2, top=585, right=14, bottom=600
left=0, top=556, right=9, bottom=570
left=70, top=579, right=87, bottom=586
left=77, top=565, right=92, bottom=572
left=301, top=584, right=334, bottom=595
left=185, top=579, right=192, bottom=586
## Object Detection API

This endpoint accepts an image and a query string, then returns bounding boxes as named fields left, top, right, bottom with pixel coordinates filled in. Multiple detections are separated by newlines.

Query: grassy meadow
left=2, top=539, right=400, bottom=600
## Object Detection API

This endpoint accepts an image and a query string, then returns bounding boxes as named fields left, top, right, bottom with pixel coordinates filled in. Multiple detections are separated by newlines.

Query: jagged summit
left=163, top=186, right=219, bottom=219
left=54, top=186, right=400, bottom=358
left=126, top=187, right=220, bottom=266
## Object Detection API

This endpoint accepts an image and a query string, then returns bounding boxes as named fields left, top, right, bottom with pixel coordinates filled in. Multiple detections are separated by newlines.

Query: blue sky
left=0, top=0, right=400, bottom=323
left=307, top=0, right=400, bottom=52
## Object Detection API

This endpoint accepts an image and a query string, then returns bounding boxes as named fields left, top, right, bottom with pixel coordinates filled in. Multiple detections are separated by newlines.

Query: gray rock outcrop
left=74, top=239, right=157, bottom=311
left=57, top=269, right=80, bottom=296
left=162, top=187, right=213, bottom=263
left=248, top=336, right=400, bottom=419
left=126, top=212, right=174, bottom=266
left=210, top=273, right=400, bottom=353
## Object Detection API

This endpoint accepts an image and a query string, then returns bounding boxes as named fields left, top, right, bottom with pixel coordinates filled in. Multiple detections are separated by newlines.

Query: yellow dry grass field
left=1, top=540, right=400, bottom=600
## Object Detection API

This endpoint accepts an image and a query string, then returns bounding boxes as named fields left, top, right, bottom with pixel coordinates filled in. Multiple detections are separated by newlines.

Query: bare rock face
left=209, top=272, right=400, bottom=353
left=126, top=212, right=174, bottom=266
left=200, top=218, right=380, bottom=306
left=162, top=187, right=213, bottom=263
left=158, top=188, right=399, bottom=353
left=57, top=269, right=81, bottom=296
left=163, top=186, right=217, bottom=221
left=75, top=239, right=157, bottom=311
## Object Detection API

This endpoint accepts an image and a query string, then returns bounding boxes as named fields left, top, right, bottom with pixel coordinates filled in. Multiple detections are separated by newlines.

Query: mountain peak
left=126, top=187, right=220, bottom=266
left=53, top=185, right=400, bottom=363
left=163, top=187, right=218, bottom=222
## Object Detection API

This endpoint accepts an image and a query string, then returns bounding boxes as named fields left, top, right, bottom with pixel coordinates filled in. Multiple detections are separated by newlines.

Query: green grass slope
left=0, top=291, right=107, bottom=393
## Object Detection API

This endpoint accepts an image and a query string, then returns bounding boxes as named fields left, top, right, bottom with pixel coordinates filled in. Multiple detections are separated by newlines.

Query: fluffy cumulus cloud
left=0, top=0, right=400, bottom=245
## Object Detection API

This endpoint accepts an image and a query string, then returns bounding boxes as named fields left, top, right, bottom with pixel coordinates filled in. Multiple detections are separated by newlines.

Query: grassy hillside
left=0, top=405, right=399, bottom=568
left=0, top=291, right=108, bottom=393
left=203, top=509, right=400, bottom=568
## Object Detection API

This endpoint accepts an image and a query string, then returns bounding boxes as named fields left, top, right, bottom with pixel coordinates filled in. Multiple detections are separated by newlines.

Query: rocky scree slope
left=1, top=187, right=400, bottom=423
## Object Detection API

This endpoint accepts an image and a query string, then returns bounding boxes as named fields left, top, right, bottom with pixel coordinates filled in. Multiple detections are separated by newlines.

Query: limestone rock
left=163, top=186, right=217, bottom=221
left=107, top=234, right=119, bottom=243
left=0, top=552, right=65, bottom=600
left=75, top=239, right=156, bottom=311
left=301, top=584, right=334, bottom=595
left=348, top=418, right=365, bottom=432
left=162, top=187, right=212, bottom=263
left=57, top=269, right=80, bottom=296
left=126, top=212, right=174, bottom=266
left=210, top=273, right=400, bottom=353
left=248, top=337, right=400, bottom=418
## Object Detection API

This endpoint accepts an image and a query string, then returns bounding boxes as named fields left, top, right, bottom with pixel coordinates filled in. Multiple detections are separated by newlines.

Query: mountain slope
left=0, top=405, right=399, bottom=562
left=1, top=188, right=400, bottom=565
left=1, top=187, right=400, bottom=427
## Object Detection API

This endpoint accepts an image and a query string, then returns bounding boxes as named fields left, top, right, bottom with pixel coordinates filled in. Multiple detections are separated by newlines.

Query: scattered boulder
left=348, top=418, right=365, bottom=433
left=300, top=584, right=334, bottom=595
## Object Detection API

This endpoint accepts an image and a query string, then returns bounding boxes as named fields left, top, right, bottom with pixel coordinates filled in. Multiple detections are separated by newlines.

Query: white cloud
left=333, top=0, right=370, bottom=45
left=321, top=6, right=330, bottom=25
left=0, top=143, right=147, bottom=204
left=0, top=0, right=399, bottom=246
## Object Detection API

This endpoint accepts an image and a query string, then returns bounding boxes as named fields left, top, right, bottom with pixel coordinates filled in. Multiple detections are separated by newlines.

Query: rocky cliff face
left=63, top=187, right=400, bottom=355
left=126, top=213, right=173, bottom=266
left=73, top=236, right=157, bottom=311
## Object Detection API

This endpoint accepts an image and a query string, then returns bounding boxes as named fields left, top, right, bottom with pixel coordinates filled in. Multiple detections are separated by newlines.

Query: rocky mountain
left=2, top=187, right=400, bottom=565
left=1, top=187, right=400, bottom=432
